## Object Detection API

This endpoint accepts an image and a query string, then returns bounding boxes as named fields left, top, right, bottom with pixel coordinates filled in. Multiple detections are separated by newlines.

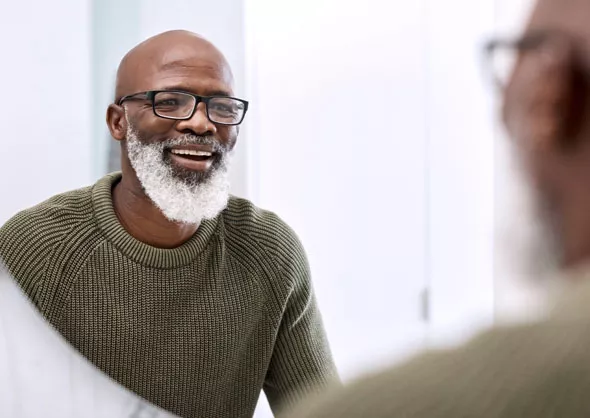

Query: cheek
left=135, top=110, right=177, bottom=136
left=219, top=126, right=239, bottom=148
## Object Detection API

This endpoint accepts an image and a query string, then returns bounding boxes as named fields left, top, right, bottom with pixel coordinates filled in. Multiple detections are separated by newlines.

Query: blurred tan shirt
left=285, top=269, right=590, bottom=417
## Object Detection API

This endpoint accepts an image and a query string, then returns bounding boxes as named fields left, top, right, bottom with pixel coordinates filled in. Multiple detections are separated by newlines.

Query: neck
left=112, top=171, right=199, bottom=249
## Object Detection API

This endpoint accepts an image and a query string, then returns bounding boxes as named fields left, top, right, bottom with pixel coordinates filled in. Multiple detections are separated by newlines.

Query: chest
left=43, top=255, right=276, bottom=416
left=57, top=256, right=268, bottom=350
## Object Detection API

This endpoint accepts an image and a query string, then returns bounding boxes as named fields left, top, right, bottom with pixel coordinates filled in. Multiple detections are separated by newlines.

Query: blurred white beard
left=124, top=121, right=232, bottom=225
left=495, top=140, right=562, bottom=290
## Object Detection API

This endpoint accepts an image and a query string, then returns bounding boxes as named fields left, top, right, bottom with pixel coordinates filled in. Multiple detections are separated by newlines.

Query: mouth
left=166, top=145, right=218, bottom=172
left=170, top=148, right=214, bottom=161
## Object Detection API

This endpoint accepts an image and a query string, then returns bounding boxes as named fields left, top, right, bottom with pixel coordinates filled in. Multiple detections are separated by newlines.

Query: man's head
left=498, top=0, right=590, bottom=283
left=106, top=30, right=247, bottom=224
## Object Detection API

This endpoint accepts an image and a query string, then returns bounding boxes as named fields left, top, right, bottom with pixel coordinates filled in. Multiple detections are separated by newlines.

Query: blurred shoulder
left=286, top=318, right=590, bottom=417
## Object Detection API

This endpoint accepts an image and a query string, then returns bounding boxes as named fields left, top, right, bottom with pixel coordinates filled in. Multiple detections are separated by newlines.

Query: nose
left=175, top=102, right=217, bottom=136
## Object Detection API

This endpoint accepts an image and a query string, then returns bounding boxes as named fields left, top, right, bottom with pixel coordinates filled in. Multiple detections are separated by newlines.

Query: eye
left=153, top=92, right=194, bottom=109
left=154, top=98, right=180, bottom=108
left=210, top=103, right=237, bottom=115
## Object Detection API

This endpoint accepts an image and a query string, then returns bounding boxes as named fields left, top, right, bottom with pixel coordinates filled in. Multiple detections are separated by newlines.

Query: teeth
left=170, top=149, right=212, bottom=157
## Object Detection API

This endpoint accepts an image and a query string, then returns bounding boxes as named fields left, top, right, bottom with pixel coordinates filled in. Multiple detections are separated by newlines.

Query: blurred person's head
left=106, top=30, right=248, bottom=224
left=497, top=0, right=590, bottom=285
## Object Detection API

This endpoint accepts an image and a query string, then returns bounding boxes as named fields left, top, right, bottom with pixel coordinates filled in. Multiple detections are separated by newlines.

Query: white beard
left=124, top=123, right=232, bottom=225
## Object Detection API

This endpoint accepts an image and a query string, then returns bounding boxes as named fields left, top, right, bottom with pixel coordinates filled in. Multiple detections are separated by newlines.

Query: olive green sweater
left=0, top=173, right=338, bottom=418
left=286, top=271, right=590, bottom=418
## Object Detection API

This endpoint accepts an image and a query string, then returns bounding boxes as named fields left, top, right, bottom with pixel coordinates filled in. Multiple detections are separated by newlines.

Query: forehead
left=132, top=43, right=234, bottom=95
left=527, top=0, right=590, bottom=38
left=522, top=0, right=590, bottom=70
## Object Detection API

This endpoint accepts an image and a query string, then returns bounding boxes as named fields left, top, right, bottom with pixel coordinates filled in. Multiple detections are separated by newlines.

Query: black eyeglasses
left=117, top=90, right=249, bottom=126
left=483, top=30, right=569, bottom=90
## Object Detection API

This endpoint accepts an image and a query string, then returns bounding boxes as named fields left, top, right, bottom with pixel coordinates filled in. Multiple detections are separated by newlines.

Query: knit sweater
left=0, top=173, right=338, bottom=418
left=285, top=270, right=590, bottom=418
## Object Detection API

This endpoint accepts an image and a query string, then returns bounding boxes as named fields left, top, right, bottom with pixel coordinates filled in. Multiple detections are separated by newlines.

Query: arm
left=263, top=234, right=339, bottom=415
left=0, top=212, right=49, bottom=302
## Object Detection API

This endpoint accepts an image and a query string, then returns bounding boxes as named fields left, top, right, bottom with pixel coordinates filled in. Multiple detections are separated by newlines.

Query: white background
left=0, top=0, right=536, bottom=416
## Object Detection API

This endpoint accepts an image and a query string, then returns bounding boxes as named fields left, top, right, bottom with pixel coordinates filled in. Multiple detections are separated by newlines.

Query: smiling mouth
left=168, top=148, right=214, bottom=162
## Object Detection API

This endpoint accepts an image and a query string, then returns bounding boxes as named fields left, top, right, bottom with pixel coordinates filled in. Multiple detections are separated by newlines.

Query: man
left=285, top=0, right=590, bottom=416
left=0, top=30, right=337, bottom=418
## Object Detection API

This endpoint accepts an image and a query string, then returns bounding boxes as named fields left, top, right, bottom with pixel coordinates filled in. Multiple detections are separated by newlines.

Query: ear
left=106, top=104, right=127, bottom=141
left=503, top=41, right=579, bottom=153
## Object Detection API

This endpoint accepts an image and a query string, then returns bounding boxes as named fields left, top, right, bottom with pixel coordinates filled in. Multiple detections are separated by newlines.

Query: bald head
left=115, top=30, right=234, bottom=101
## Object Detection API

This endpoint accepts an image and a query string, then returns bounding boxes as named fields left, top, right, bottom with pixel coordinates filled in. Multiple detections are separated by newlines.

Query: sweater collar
left=92, top=172, right=220, bottom=268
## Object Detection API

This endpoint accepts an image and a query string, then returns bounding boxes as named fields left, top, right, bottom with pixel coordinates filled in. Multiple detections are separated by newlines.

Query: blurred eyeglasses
left=483, top=30, right=568, bottom=90
left=117, top=90, right=249, bottom=126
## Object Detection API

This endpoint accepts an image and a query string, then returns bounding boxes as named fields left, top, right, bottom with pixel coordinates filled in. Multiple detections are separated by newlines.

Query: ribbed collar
left=91, top=172, right=220, bottom=269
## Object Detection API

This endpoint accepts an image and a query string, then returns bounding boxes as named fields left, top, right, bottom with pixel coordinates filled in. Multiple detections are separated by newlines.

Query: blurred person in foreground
left=285, top=0, right=590, bottom=416
left=0, top=30, right=337, bottom=418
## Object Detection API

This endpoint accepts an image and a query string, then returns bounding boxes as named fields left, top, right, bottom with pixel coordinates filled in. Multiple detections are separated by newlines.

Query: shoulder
left=0, top=185, right=95, bottom=277
left=221, top=196, right=309, bottom=284
left=223, top=196, right=304, bottom=251
left=287, top=319, right=590, bottom=417
left=1, top=185, right=94, bottom=241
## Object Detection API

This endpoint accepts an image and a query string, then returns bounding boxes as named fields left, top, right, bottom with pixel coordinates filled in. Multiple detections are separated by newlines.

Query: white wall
left=0, top=0, right=92, bottom=224
left=425, top=0, right=496, bottom=347
left=493, top=0, right=544, bottom=323
left=245, top=0, right=504, bottom=381
left=246, top=0, right=431, bottom=381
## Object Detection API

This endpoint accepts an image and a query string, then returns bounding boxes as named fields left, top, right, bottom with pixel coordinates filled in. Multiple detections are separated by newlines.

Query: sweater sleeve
left=0, top=209, right=54, bottom=302
left=0, top=187, right=96, bottom=303
left=262, top=223, right=339, bottom=415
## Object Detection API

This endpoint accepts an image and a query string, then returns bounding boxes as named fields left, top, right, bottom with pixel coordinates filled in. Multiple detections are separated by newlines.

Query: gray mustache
left=163, top=134, right=227, bottom=153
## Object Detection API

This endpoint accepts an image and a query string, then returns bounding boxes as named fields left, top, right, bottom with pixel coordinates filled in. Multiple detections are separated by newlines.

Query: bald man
left=0, top=31, right=337, bottom=418
left=285, top=0, right=590, bottom=417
